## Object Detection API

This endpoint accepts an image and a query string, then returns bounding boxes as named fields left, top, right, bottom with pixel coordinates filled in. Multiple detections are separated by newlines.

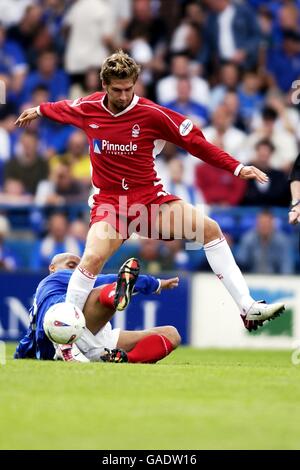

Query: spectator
left=30, top=212, right=81, bottom=270
left=22, top=49, right=70, bottom=103
left=63, top=0, right=116, bottom=77
left=205, top=0, right=260, bottom=69
left=170, top=1, right=205, bottom=55
left=257, top=6, right=273, bottom=58
left=251, top=92, right=300, bottom=139
left=267, top=29, right=300, bottom=92
left=4, top=130, right=48, bottom=195
left=35, top=161, right=89, bottom=206
left=195, top=161, right=246, bottom=206
left=161, top=239, right=191, bottom=271
left=244, top=106, right=298, bottom=172
left=0, top=178, right=33, bottom=205
left=164, top=77, right=209, bottom=127
left=69, top=67, right=100, bottom=101
left=69, top=219, right=89, bottom=255
left=236, top=210, right=294, bottom=274
left=222, top=90, right=246, bottom=132
left=50, top=130, right=90, bottom=187
left=0, top=215, right=18, bottom=270
left=7, top=4, right=44, bottom=67
left=242, top=139, right=290, bottom=207
left=138, top=238, right=163, bottom=273
left=161, top=239, right=207, bottom=272
left=273, top=2, right=300, bottom=46
left=0, top=22, right=27, bottom=97
left=0, top=0, right=34, bottom=28
left=210, top=61, right=240, bottom=112
left=202, top=104, right=247, bottom=162
left=23, top=85, right=75, bottom=158
left=238, top=71, right=264, bottom=126
left=156, top=52, right=210, bottom=107
left=124, top=0, right=166, bottom=54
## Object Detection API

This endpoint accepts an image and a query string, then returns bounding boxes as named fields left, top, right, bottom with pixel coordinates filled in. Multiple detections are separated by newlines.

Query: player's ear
left=49, top=263, right=55, bottom=273
left=102, top=80, right=107, bottom=91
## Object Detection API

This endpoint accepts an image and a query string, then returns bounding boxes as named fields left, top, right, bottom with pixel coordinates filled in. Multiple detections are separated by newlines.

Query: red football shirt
left=40, top=92, right=242, bottom=193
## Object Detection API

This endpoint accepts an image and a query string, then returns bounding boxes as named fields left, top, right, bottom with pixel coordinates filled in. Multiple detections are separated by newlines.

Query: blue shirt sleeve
left=134, top=275, right=159, bottom=295
left=94, top=274, right=159, bottom=295
left=94, top=274, right=118, bottom=287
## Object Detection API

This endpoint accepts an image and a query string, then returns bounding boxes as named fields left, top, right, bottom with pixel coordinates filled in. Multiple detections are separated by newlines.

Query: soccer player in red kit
left=16, top=51, right=285, bottom=331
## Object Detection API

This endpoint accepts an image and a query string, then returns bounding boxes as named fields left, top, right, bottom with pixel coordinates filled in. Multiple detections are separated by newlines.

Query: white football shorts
left=76, top=322, right=120, bottom=361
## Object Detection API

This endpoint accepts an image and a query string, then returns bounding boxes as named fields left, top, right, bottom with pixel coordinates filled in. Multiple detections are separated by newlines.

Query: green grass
left=1, top=344, right=299, bottom=450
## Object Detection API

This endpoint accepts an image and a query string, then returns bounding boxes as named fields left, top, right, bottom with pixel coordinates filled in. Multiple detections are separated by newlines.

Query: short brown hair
left=100, top=50, right=141, bottom=85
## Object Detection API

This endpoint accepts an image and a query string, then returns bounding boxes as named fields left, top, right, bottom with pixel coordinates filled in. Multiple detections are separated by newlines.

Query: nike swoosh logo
left=251, top=312, right=262, bottom=316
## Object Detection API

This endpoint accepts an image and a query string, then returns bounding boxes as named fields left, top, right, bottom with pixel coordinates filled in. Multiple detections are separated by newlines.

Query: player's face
left=103, top=78, right=135, bottom=113
left=50, top=255, right=81, bottom=273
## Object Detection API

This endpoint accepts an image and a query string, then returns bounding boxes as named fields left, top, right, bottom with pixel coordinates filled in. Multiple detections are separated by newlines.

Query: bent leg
left=117, top=325, right=181, bottom=351
left=116, top=326, right=181, bottom=364
left=156, top=199, right=222, bottom=244
left=83, top=285, right=116, bottom=334
left=66, top=221, right=124, bottom=310
left=157, top=200, right=254, bottom=315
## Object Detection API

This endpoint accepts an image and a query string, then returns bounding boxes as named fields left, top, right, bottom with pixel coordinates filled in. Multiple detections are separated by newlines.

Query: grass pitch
left=0, top=344, right=299, bottom=450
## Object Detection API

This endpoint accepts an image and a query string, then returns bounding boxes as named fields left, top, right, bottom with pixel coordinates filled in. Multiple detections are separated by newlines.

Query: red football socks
left=99, top=282, right=116, bottom=309
left=127, top=334, right=174, bottom=363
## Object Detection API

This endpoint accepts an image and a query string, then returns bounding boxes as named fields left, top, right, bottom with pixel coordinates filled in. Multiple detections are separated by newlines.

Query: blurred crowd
left=0, top=0, right=299, bottom=273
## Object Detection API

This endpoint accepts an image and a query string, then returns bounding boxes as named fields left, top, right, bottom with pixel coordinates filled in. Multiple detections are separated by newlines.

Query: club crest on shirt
left=179, top=119, right=193, bottom=136
left=132, top=124, right=140, bottom=138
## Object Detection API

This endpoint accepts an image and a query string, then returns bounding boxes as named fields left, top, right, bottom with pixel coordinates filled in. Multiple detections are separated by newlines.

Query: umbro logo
left=89, top=123, right=100, bottom=129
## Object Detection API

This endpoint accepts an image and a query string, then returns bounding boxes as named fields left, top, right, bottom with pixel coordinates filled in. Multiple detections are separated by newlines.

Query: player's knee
left=164, top=326, right=181, bottom=348
left=204, top=217, right=222, bottom=243
left=82, top=250, right=107, bottom=271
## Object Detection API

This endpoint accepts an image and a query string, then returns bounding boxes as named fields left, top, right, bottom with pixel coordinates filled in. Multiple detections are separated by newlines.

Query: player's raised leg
left=82, top=257, right=140, bottom=333
left=66, top=221, right=124, bottom=310
left=157, top=200, right=285, bottom=330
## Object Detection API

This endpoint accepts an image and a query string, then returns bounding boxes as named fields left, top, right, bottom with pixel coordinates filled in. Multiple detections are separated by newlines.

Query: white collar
left=101, top=94, right=139, bottom=117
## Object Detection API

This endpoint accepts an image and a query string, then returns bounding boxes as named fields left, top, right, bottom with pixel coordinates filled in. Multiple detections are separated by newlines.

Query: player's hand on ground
left=289, top=205, right=300, bottom=224
left=160, top=277, right=179, bottom=292
left=239, top=166, right=269, bottom=184
left=15, top=107, right=39, bottom=127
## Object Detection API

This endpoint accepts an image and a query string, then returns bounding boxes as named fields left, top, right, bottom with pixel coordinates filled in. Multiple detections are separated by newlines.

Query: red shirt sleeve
left=151, top=103, right=242, bottom=175
left=39, top=98, right=85, bottom=128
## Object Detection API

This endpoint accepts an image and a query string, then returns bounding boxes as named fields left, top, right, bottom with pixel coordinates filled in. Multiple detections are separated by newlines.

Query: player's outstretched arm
left=238, top=165, right=269, bottom=184
left=132, top=275, right=179, bottom=295
left=156, top=277, right=179, bottom=294
left=15, top=106, right=40, bottom=128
